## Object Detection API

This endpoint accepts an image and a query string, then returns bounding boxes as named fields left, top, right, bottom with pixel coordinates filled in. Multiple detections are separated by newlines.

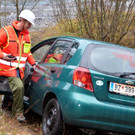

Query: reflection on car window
left=44, top=40, right=73, bottom=64
left=66, top=43, right=78, bottom=61
left=33, top=45, right=50, bottom=62
left=89, top=45, right=135, bottom=73
left=32, top=40, right=56, bottom=62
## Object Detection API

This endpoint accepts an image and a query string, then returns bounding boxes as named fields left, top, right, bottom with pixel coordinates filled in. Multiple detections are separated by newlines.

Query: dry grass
left=0, top=112, right=42, bottom=135
left=30, top=24, right=135, bottom=50
left=30, top=25, right=79, bottom=47
left=0, top=96, right=42, bottom=135
left=31, top=26, right=62, bottom=47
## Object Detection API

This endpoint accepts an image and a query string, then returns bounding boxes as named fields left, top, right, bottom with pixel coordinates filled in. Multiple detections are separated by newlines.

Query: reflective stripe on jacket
left=0, top=24, right=35, bottom=79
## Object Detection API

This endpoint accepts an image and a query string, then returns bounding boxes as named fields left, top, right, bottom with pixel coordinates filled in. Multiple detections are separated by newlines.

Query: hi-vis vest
left=0, top=25, right=31, bottom=79
left=48, top=54, right=63, bottom=63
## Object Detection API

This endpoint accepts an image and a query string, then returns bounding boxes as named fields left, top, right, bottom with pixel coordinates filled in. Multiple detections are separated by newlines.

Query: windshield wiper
left=120, top=72, right=135, bottom=77
left=112, top=72, right=135, bottom=77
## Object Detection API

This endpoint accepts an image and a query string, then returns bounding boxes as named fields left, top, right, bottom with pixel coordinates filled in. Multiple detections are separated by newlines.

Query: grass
left=0, top=95, right=42, bottom=135
left=30, top=24, right=135, bottom=50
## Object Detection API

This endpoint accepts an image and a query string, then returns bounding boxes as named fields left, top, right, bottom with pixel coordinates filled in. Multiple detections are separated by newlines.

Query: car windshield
left=82, top=44, right=135, bottom=75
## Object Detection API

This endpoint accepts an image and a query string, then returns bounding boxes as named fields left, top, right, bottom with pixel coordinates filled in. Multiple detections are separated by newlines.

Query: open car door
left=0, top=76, right=12, bottom=95
left=24, top=38, right=57, bottom=97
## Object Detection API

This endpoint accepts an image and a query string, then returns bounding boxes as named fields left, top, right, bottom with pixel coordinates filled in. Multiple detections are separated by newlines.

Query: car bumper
left=58, top=86, right=135, bottom=134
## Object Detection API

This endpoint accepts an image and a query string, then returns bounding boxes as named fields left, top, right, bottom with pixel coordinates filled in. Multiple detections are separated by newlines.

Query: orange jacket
left=0, top=21, right=35, bottom=79
left=54, top=54, right=63, bottom=61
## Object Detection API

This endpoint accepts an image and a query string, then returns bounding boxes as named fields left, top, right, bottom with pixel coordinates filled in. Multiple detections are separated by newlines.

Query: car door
left=27, top=38, right=76, bottom=114
left=23, top=38, right=56, bottom=111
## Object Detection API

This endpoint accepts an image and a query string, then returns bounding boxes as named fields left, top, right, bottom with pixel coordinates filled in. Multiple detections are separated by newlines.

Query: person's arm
left=0, top=28, right=7, bottom=59
left=0, top=28, right=16, bottom=61
left=27, top=52, right=36, bottom=69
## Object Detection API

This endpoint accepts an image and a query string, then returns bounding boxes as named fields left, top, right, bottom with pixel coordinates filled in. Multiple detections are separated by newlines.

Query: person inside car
left=47, top=50, right=64, bottom=63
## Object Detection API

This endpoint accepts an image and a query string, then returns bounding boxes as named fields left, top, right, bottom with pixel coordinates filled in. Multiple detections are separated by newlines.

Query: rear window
left=81, top=44, right=135, bottom=74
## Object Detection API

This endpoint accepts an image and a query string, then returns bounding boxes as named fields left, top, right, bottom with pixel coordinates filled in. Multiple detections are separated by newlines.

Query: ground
left=0, top=107, right=42, bottom=135
left=0, top=95, right=125, bottom=135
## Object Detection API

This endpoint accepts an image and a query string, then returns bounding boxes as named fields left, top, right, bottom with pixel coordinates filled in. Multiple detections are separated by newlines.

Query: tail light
left=73, top=67, right=94, bottom=92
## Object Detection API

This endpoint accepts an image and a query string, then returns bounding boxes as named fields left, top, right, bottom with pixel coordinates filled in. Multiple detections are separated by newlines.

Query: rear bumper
left=59, top=87, right=135, bottom=134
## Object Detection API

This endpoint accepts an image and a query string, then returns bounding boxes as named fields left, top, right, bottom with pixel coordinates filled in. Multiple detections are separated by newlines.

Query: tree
left=0, top=0, right=2, bottom=28
left=50, top=0, right=75, bottom=33
left=74, top=0, right=135, bottom=43
left=51, top=0, right=135, bottom=44
left=11, top=0, right=41, bottom=20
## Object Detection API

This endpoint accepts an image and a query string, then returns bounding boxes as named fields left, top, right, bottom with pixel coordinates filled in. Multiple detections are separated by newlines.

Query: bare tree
left=11, top=0, right=41, bottom=20
left=50, top=0, right=75, bottom=33
left=15, top=0, right=19, bottom=20
left=74, top=0, right=135, bottom=43
left=0, top=0, right=2, bottom=28
left=51, top=0, right=135, bottom=44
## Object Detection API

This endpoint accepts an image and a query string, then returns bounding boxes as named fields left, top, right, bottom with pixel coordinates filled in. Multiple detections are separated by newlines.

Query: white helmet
left=19, top=9, right=35, bottom=25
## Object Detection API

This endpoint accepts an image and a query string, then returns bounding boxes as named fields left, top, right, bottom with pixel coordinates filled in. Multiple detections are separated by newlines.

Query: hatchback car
left=1, top=36, right=135, bottom=135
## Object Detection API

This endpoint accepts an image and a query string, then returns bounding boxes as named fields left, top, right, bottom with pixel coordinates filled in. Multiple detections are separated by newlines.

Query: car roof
left=34, top=36, right=134, bottom=53
left=54, top=36, right=135, bottom=51
left=53, top=36, right=118, bottom=47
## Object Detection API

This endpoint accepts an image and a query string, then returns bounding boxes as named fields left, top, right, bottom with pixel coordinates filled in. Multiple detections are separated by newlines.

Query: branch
left=31, top=0, right=41, bottom=11
left=21, top=0, right=27, bottom=12
left=116, top=14, right=135, bottom=44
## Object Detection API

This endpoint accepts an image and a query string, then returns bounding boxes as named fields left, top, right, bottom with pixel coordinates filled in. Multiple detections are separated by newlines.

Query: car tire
left=42, top=98, right=63, bottom=135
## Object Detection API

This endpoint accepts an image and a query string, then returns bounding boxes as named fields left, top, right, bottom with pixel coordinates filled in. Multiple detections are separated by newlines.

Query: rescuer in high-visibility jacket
left=0, top=9, right=36, bottom=122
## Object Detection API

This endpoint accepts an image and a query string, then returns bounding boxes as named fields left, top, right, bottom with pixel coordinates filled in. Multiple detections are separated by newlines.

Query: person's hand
left=32, top=64, right=36, bottom=69
left=2, top=55, right=17, bottom=61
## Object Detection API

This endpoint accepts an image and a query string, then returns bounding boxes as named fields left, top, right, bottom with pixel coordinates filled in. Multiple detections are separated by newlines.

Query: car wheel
left=42, top=98, right=63, bottom=135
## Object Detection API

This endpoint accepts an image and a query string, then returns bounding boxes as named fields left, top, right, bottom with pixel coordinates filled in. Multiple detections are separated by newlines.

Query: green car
left=2, top=36, right=135, bottom=135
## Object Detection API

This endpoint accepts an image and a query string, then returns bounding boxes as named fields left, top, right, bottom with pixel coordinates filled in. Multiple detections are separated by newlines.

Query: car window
left=32, top=40, right=55, bottom=62
left=33, top=45, right=50, bottom=62
left=81, top=44, right=135, bottom=74
left=65, top=43, right=78, bottom=62
left=44, top=40, right=73, bottom=64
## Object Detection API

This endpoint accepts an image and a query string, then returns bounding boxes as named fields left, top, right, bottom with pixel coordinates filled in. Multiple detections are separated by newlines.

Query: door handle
left=51, top=70, right=56, bottom=73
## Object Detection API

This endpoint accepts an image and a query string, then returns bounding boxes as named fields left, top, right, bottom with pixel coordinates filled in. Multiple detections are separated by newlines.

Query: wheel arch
left=42, top=91, right=57, bottom=113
